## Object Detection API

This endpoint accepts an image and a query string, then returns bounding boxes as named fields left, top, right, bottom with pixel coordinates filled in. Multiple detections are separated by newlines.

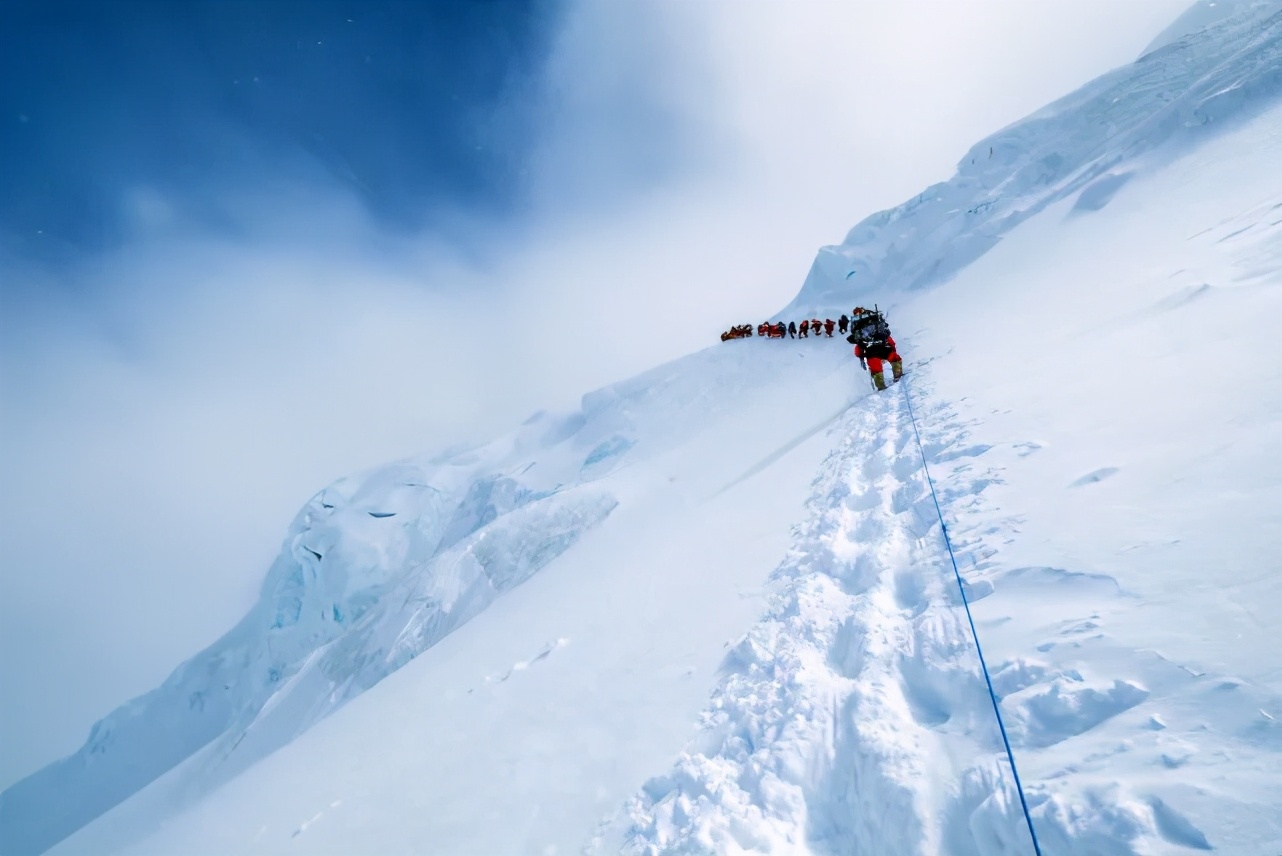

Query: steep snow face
left=1142, top=0, right=1257, bottom=57
left=791, top=0, right=1281, bottom=313
left=612, top=64, right=1282, bottom=856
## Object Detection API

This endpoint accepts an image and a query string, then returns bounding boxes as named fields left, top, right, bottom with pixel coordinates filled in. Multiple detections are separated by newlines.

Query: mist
left=0, top=0, right=1188, bottom=788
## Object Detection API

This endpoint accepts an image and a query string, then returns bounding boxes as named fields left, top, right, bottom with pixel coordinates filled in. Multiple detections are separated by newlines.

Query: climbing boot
left=872, top=371, right=887, bottom=391
left=891, top=359, right=903, bottom=382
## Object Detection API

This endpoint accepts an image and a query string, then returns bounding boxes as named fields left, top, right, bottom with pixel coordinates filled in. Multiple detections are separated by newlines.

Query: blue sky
left=0, top=0, right=566, bottom=254
left=0, top=0, right=1187, bottom=789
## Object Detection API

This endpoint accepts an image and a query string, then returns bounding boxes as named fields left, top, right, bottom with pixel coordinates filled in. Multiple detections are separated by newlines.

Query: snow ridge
left=606, top=377, right=1036, bottom=855
left=793, top=1, right=1282, bottom=313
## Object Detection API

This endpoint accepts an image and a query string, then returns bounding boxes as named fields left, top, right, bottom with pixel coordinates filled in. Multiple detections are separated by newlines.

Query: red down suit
left=854, top=335, right=899, bottom=374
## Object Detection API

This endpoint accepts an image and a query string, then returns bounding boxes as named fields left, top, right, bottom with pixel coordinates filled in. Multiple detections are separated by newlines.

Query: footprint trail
left=602, top=383, right=1033, bottom=855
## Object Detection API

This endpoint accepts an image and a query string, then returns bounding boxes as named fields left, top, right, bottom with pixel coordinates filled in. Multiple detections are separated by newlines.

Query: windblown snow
left=4, top=3, right=1280, bottom=855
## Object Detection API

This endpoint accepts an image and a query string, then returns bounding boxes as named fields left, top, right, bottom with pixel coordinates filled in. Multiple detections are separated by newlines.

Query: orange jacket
left=854, top=336, right=899, bottom=371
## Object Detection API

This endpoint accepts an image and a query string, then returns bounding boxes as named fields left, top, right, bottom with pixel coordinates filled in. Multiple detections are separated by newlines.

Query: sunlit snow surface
left=6, top=2, right=1281, bottom=855
left=791, top=0, right=1281, bottom=312
left=607, top=103, right=1282, bottom=856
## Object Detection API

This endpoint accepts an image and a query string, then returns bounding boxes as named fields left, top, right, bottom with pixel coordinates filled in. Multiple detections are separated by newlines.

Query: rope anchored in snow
left=901, top=375, right=1045, bottom=856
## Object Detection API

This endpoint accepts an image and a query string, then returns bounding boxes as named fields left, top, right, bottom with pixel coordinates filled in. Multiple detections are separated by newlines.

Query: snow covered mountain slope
left=9, top=2, right=1282, bottom=855
left=1142, top=0, right=1256, bottom=56
left=2, top=337, right=858, bottom=856
left=607, top=81, right=1282, bottom=856
left=41, top=346, right=862, bottom=856
left=2, top=420, right=623, bottom=854
left=792, top=0, right=1281, bottom=313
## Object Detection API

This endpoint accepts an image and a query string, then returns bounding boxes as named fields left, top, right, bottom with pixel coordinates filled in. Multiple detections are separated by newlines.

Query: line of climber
left=719, top=307, right=879, bottom=342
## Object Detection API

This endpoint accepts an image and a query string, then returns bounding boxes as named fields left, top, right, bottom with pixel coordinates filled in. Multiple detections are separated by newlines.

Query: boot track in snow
left=603, top=375, right=1036, bottom=855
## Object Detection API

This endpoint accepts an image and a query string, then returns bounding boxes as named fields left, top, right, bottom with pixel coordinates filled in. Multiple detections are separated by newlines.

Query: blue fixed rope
left=900, top=376, right=1045, bottom=856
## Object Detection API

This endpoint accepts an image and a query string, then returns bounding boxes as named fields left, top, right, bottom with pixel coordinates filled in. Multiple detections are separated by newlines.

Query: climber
left=788, top=320, right=797, bottom=339
left=838, top=314, right=849, bottom=334
left=799, top=319, right=810, bottom=338
left=823, top=318, right=835, bottom=337
left=854, top=331, right=904, bottom=391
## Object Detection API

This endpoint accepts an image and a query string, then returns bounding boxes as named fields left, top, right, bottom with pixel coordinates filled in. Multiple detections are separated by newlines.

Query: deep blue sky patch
left=0, top=0, right=565, bottom=257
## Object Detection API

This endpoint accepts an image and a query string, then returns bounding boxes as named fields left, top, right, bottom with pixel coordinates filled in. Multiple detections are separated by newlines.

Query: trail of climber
left=611, top=377, right=1032, bottom=855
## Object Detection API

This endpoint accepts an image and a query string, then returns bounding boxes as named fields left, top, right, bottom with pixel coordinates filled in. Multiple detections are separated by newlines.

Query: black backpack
left=862, top=338, right=893, bottom=359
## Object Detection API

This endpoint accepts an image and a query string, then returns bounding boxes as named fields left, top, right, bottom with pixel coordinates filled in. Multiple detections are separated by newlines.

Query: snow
left=792, top=0, right=1282, bottom=311
left=31, top=342, right=862, bottom=856
left=1141, top=0, right=1256, bottom=57
left=6, top=2, right=1281, bottom=854
left=608, top=93, right=1282, bottom=856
